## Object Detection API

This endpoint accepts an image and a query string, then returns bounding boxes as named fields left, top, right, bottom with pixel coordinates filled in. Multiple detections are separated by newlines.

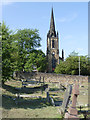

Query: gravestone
left=45, top=87, right=55, bottom=106
left=39, top=76, right=41, bottom=83
left=49, top=96, right=55, bottom=106
left=64, top=83, right=79, bottom=119
left=45, top=87, right=49, bottom=101
left=60, top=85, right=72, bottom=114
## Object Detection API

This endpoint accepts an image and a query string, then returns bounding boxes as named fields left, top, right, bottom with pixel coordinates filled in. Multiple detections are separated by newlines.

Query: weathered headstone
left=47, top=91, right=49, bottom=102
left=45, top=87, right=55, bottom=106
left=45, top=86, right=50, bottom=101
left=64, top=83, right=79, bottom=119
left=49, top=96, right=55, bottom=106
left=60, top=85, right=72, bottom=114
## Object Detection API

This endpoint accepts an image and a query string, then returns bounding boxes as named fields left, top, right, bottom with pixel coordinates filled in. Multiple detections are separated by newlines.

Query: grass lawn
left=2, top=79, right=63, bottom=118
left=1, top=79, right=89, bottom=119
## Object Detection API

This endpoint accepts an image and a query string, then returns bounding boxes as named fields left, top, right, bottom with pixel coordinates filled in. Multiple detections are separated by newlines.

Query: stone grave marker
left=64, top=83, right=79, bottom=119
left=60, top=85, right=72, bottom=114
left=39, top=76, right=41, bottom=83
left=45, top=87, right=49, bottom=101
left=49, top=96, right=55, bottom=106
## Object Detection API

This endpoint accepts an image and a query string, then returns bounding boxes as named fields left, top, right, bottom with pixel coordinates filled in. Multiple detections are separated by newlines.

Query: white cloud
left=57, top=13, right=78, bottom=23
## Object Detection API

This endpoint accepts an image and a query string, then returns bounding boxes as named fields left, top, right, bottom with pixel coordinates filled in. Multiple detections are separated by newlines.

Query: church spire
left=50, top=7, right=56, bottom=37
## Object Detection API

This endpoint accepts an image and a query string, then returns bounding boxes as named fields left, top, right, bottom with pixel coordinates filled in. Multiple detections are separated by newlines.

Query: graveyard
left=1, top=2, right=89, bottom=119
left=2, top=73, right=90, bottom=119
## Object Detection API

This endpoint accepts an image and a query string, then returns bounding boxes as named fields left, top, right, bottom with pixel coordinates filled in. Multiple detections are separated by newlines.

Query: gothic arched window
left=52, top=40, right=54, bottom=48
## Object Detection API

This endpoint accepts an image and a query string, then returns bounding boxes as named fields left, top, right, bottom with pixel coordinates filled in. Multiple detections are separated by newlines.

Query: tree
left=13, top=29, right=41, bottom=71
left=2, top=22, right=42, bottom=83
left=54, top=61, right=66, bottom=74
left=80, top=56, right=89, bottom=75
left=55, top=54, right=89, bottom=75
left=24, top=50, right=47, bottom=72
left=2, top=21, right=14, bottom=83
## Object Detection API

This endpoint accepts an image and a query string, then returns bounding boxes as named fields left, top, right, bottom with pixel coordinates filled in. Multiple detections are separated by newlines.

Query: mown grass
left=2, top=79, right=63, bottom=118
left=1, top=79, right=89, bottom=119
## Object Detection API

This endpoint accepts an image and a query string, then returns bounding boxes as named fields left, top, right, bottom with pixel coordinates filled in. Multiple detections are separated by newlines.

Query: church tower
left=47, top=8, right=60, bottom=73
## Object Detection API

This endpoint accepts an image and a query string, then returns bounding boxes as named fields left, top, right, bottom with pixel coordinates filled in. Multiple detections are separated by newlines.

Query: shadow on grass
left=2, top=84, right=45, bottom=94
left=2, top=84, right=18, bottom=94
left=2, top=94, right=50, bottom=110
left=49, top=88, right=60, bottom=91
left=2, top=84, right=62, bottom=110
left=50, top=93, right=58, bottom=96
left=54, top=97, right=63, bottom=106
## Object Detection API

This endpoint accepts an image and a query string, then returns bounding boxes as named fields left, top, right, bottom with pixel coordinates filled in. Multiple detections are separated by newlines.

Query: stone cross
left=64, top=81, right=79, bottom=119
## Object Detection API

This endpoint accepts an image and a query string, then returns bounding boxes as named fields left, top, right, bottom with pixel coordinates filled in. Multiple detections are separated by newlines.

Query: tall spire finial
left=50, top=7, right=56, bottom=36
left=50, top=7, right=56, bottom=37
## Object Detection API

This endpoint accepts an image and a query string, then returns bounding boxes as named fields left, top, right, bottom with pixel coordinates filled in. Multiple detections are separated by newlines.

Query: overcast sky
left=1, top=2, right=88, bottom=58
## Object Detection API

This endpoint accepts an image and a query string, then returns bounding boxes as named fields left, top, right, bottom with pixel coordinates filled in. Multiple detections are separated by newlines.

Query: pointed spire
left=50, top=7, right=55, bottom=30
left=50, top=7, right=56, bottom=37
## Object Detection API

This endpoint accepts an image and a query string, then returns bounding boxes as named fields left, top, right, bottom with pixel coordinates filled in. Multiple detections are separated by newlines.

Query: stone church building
left=47, top=8, right=64, bottom=73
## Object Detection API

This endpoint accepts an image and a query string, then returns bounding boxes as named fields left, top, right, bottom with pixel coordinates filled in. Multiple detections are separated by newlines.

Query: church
left=46, top=8, right=64, bottom=73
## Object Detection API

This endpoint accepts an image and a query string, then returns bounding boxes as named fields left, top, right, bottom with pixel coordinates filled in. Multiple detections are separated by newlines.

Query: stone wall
left=36, top=72, right=88, bottom=84
left=15, top=71, right=88, bottom=85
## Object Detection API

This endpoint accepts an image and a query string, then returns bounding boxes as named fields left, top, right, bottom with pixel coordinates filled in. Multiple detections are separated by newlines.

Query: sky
left=1, top=1, right=88, bottom=58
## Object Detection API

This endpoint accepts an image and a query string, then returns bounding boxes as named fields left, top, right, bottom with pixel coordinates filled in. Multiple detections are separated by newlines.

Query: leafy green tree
left=24, top=50, right=47, bottom=72
left=65, top=56, right=79, bottom=75
left=2, top=22, right=42, bottom=83
left=80, top=56, right=89, bottom=75
left=13, top=29, right=41, bottom=71
left=54, top=61, right=66, bottom=74
left=2, top=21, right=14, bottom=83
left=55, top=54, right=89, bottom=75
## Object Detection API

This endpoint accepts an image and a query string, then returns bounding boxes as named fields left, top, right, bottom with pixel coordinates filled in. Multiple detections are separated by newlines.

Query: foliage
left=55, top=55, right=89, bottom=76
left=54, top=61, right=66, bottom=74
left=2, top=21, right=14, bottom=82
left=2, top=22, right=47, bottom=83
left=24, top=50, right=47, bottom=72
left=13, top=29, right=41, bottom=71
